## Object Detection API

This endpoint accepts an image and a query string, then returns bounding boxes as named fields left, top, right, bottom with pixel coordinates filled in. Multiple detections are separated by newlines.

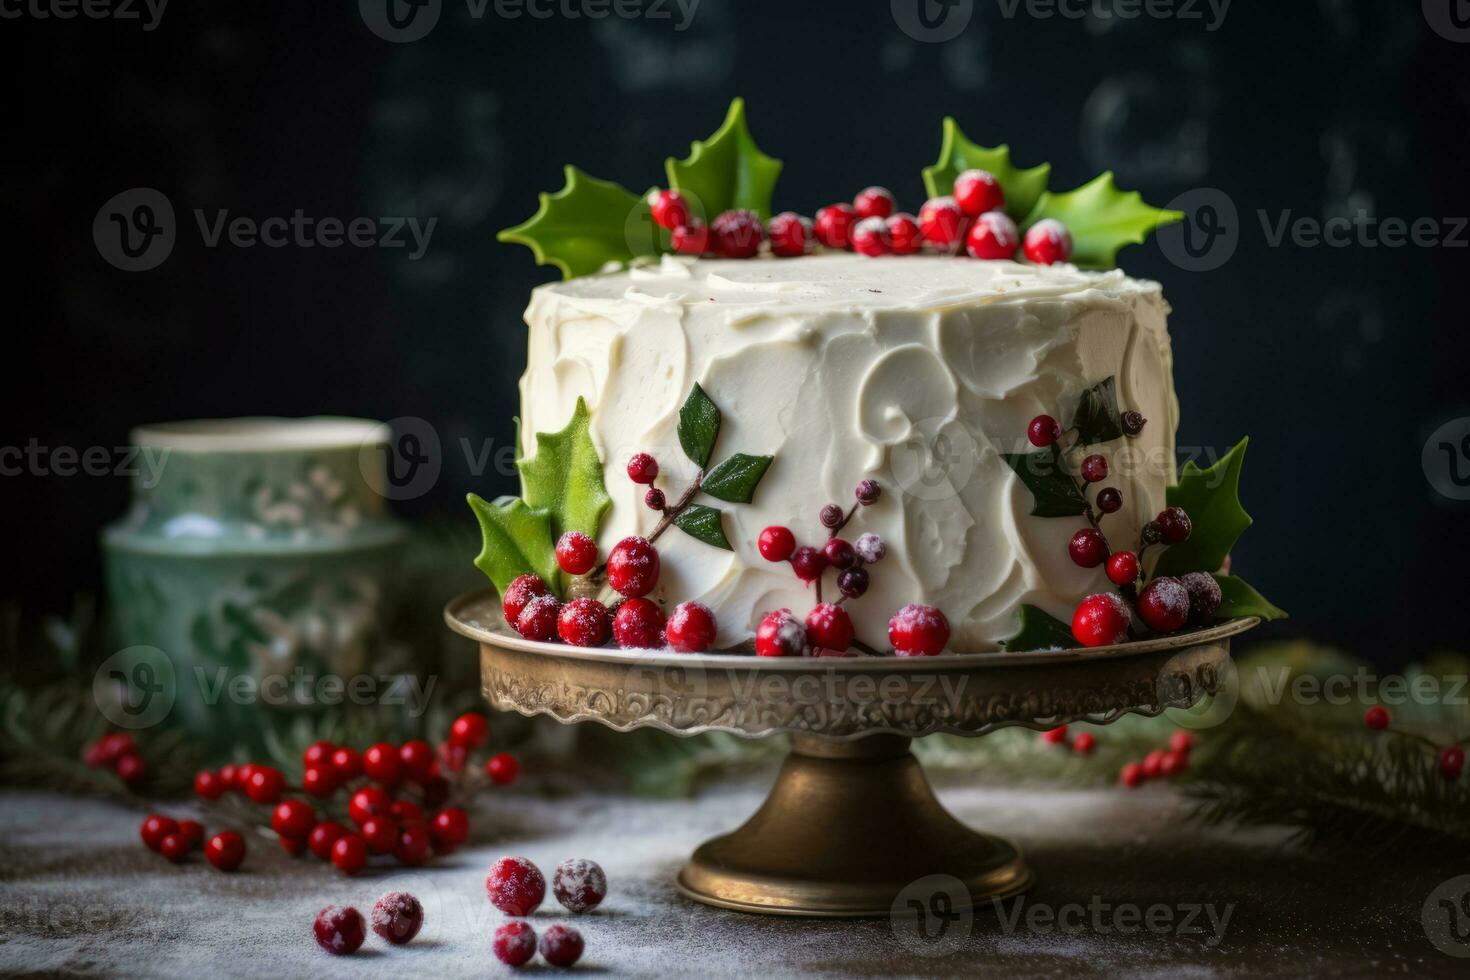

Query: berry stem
left=648, top=470, right=703, bottom=544
left=850, top=637, right=885, bottom=657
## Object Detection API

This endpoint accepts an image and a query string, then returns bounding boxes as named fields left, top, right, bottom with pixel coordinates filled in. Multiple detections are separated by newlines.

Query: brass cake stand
left=445, top=590, right=1255, bottom=918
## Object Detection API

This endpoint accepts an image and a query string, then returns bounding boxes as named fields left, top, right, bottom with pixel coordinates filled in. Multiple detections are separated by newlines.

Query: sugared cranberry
left=767, top=211, right=810, bottom=257
left=953, top=169, right=1005, bottom=216
left=1137, top=576, right=1191, bottom=633
left=806, top=603, right=854, bottom=653
left=308, top=821, right=347, bottom=860
left=666, top=601, right=716, bottom=653
left=1080, top=454, right=1108, bottom=483
left=159, top=833, right=189, bottom=863
left=1156, top=506, right=1192, bottom=543
left=966, top=210, right=1019, bottom=260
left=855, top=479, right=882, bottom=505
left=1072, top=593, right=1131, bottom=647
left=853, top=186, right=896, bottom=219
left=814, top=203, right=858, bottom=248
left=756, top=608, right=806, bottom=657
left=1068, top=528, right=1108, bottom=568
left=1023, top=218, right=1072, bottom=265
left=359, top=816, right=396, bottom=855
left=303, top=740, right=334, bottom=767
left=851, top=216, right=890, bottom=256
left=1027, top=414, right=1061, bottom=447
left=790, top=546, right=827, bottom=583
left=626, top=452, right=659, bottom=484
left=819, top=503, right=844, bottom=528
left=363, top=742, right=401, bottom=784
left=758, top=525, right=796, bottom=562
left=645, top=487, right=666, bottom=510
left=302, top=765, right=337, bottom=798
left=1073, top=732, right=1097, bottom=754
left=612, top=597, right=666, bottom=649
left=431, top=807, right=469, bottom=850
left=837, top=567, right=869, bottom=599
left=314, top=905, right=366, bottom=956
left=648, top=188, right=690, bottom=230
left=372, top=891, right=424, bottom=945
left=116, top=753, right=145, bottom=784
left=886, top=212, right=922, bottom=254
left=194, top=770, right=224, bottom=800
left=205, top=831, right=245, bottom=872
left=888, top=603, right=950, bottom=656
left=502, top=573, right=551, bottom=626
left=918, top=196, right=966, bottom=251
left=540, top=924, right=585, bottom=968
left=1364, top=705, right=1390, bottom=730
left=244, top=766, right=285, bottom=804
left=348, top=786, right=391, bottom=826
left=854, top=532, right=886, bottom=563
left=607, top=536, right=660, bottom=598
left=1096, top=487, right=1122, bottom=513
left=710, top=209, right=763, bottom=258
left=330, top=746, right=362, bottom=780
left=394, top=823, right=432, bottom=866
left=558, top=597, right=611, bottom=647
left=1041, top=725, right=1068, bottom=744
left=553, top=857, right=608, bottom=913
left=821, top=538, right=855, bottom=570
left=516, top=595, right=561, bottom=642
left=1439, top=746, right=1465, bottom=779
left=493, top=921, right=538, bottom=968
left=487, top=856, right=547, bottom=916
left=1179, top=571, right=1222, bottom=624
left=1120, top=762, right=1144, bottom=787
left=486, top=752, right=520, bottom=785
left=1106, top=551, right=1140, bottom=585
left=400, top=739, right=435, bottom=781
left=450, top=711, right=489, bottom=749
left=555, top=531, right=598, bottom=576
left=1122, top=410, right=1147, bottom=436
left=671, top=222, right=708, bottom=255
left=330, top=833, right=367, bottom=875
left=272, top=799, right=316, bottom=839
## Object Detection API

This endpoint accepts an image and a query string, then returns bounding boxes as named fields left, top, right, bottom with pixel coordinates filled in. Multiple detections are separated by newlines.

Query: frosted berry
left=1096, top=487, right=1122, bottom=513
left=394, top=823, right=432, bottom=866
left=1156, top=506, right=1192, bottom=543
left=116, top=753, right=145, bottom=784
left=645, top=487, right=666, bottom=511
left=953, top=168, right=1005, bottom=216
left=822, top=538, right=855, bottom=570
left=606, top=536, right=660, bottom=598
left=756, top=608, right=806, bottom=657
left=1080, top=454, right=1108, bottom=483
left=851, top=216, right=891, bottom=257
left=244, top=766, right=285, bottom=804
left=814, top=203, right=857, bottom=248
left=314, top=905, right=366, bottom=956
left=487, top=856, right=547, bottom=916
left=558, top=597, right=611, bottom=647
left=612, top=597, right=666, bottom=649
left=272, top=800, right=315, bottom=839
left=1439, top=746, right=1465, bottom=779
left=666, top=601, right=717, bottom=653
left=1041, top=725, right=1068, bottom=744
left=790, top=546, right=827, bottom=584
left=648, top=188, right=690, bottom=230
left=502, top=573, right=551, bottom=626
left=194, top=770, right=224, bottom=800
left=966, top=210, right=1019, bottom=260
left=854, top=532, right=886, bottom=563
left=1071, top=592, right=1130, bottom=647
left=767, top=211, right=810, bottom=257
left=1364, top=705, right=1390, bottom=730
left=671, top=222, right=708, bottom=255
left=1137, top=576, right=1190, bottom=633
left=331, top=833, right=368, bottom=874
left=348, top=786, right=391, bottom=825
left=493, top=921, right=538, bottom=968
left=626, top=452, right=659, bottom=484
left=140, top=814, right=178, bottom=851
left=1120, top=762, right=1144, bottom=787
left=159, top=833, right=189, bottom=863
left=853, top=185, right=896, bottom=219
left=1106, top=550, right=1140, bottom=586
left=516, top=595, right=561, bottom=642
left=1027, top=414, right=1061, bottom=447
left=206, top=831, right=245, bottom=872
left=1122, top=410, right=1147, bottom=436
left=855, top=479, right=881, bottom=505
left=758, top=525, right=796, bottom=562
left=1073, top=732, right=1097, bottom=754
left=711, top=209, right=763, bottom=258
left=556, top=531, right=598, bottom=576
left=837, top=566, right=869, bottom=599
left=540, top=924, right=585, bottom=968
left=1068, top=528, right=1108, bottom=568
left=888, top=603, right=950, bottom=656
left=486, top=752, right=520, bottom=785
left=819, top=504, right=844, bottom=528
left=887, top=212, right=923, bottom=254
left=1179, top=571, right=1222, bottom=624
left=308, top=821, right=347, bottom=860
left=918, top=196, right=966, bottom=250
left=1023, top=218, right=1073, bottom=265
left=450, top=711, right=489, bottom=749
left=553, top=857, right=608, bottom=913
left=806, top=603, right=855, bottom=653
left=372, top=891, right=424, bottom=945
left=363, top=742, right=401, bottom=784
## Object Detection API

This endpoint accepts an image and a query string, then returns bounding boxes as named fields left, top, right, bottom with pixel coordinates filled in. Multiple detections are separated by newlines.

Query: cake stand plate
left=445, top=590, right=1256, bottom=918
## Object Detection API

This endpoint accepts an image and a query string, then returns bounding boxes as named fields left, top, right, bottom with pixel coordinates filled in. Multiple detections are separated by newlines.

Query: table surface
left=0, top=773, right=1462, bottom=979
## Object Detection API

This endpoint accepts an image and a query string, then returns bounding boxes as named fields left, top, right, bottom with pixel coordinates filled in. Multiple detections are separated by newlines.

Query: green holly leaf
left=1000, top=445, right=1088, bottom=518
left=467, top=494, right=560, bottom=598
left=673, top=504, right=732, bottom=550
left=1072, top=376, right=1123, bottom=446
left=921, top=118, right=1052, bottom=222
left=678, top=383, right=721, bottom=469
left=665, top=98, right=783, bottom=220
left=497, top=166, right=654, bottom=279
left=1022, top=172, right=1184, bottom=269
left=1153, top=438, right=1252, bottom=578
left=517, top=397, right=612, bottom=544
left=1213, top=574, right=1287, bottom=621
left=1002, top=604, right=1080, bottom=652
left=701, top=453, right=772, bottom=504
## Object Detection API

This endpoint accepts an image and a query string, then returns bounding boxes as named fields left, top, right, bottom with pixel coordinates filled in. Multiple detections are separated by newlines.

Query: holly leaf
left=517, top=397, right=612, bottom=543
left=921, top=117, right=1052, bottom=222
left=673, top=504, right=732, bottom=550
left=1002, top=604, right=1080, bottom=652
left=1153, top=438, right=1252, bottom=578
left=678, top=383, right=721, bottom=468
left=1022, top=172, right=1184, bottom=269
left=497, top=166, right=654, bottom=279
left=701, top=453, right=772, bottom=504
left=1000, top=445, right=1088, bottom=518
left=1072, top=376, right=1123, bottom=446
left=665, top=98, right=783, bottom=220
left=1213, top=574, right=1287, bottom=621
left=467, top=494, right=560, bottom=598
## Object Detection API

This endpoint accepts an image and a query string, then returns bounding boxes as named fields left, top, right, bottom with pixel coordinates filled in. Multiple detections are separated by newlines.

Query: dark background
left=3, top=0, right=1467, bottom=663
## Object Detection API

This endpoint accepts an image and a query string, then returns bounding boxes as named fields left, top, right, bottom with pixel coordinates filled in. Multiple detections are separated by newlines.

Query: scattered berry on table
left=853, top=185, right=896, bottom=219
left=645, top=487, right=666, bottom=511
left=855, top=479, right=882, bottom=505
left=806, top=602, right=855, bottom=653
left=555, top=531, right=598, bottom=576
left=666, top=601, right=717, bottom=653
left=330, top=833, right=368, bottom=875
left=821, top=538, right=855, bottom=570
left=502, top=573, right=551, bottom=627
left=1027, top=414, right=1061, bottom=447
left=953, top=168, right=1005, bottom=216
left=648, top=188, right=690, bottom=230
left=516, top=595, right=561, bottom=642
left=141, top=814, right=179, bottom=852
left=308, top=821, right=347, bottom=860
left=889, top=603, right=950, bottom=656
left=758, top=525, right=797, bottom=562
left=607, top=536, right=660, bottom=598
left=205, top=831, right=245, bottom=872
left=558, top=597, right=611, bottom=647
left=1179, top=571, right=1222, bottom=624
left=1068, top=528, right=1108, bottom=568
left=814, top=203, right=857, bottom=248
left=313, top=905, right=366, bottom=956
left=837, top=566, right=870, bottom=599
left=756, top=608, right=806, bottom=657
left=854, top=532, right=886, bottom=563
left=1023, top=218, right=1073, bottom=265
left=363, top=742, right=402, bottom=785
left=819, top=504, right=844, bottom=529
left=1364, top=705, right=1391, bottom=730
left=1080, top=454, right=1108, bottom=483
left=966, top=211, right=1019, bottom=260
left=493, top=921, right=538, bottom=968
left=553, top=858, right=608, bottom=913
left=540, top=924, right=586, bottom=968
left=711, top=209, right=763, bottom=258
left=1137, top=576, right=1190, bottom=633
left=487, top=856, right=547, bottom=917
left=450, top=711, right=490, bottom=749
left=1156, top=506, right=1193, bottom=543
left=372, top=891, right=425, bottom=945
left=626, top=452, right=659, bottom=485
left=1121, top=411, right=1148, bottom=436
left=272, top=799, right=316, bottom=839
left=790, top=546, right=827, bottom=584
left=1071, top=592, right=1130, bottom=647
left=887, top=212, right=923, bottom=254
left=1106, top=551, right=1140, bottom=586
left=1096, top=487, right=1123, bottom=513
left=671, top=222, right=708, bottom=255
left=486, top=752, right=520, bottom=785
left=612, top=597, right=666, bottom=649
left=851, top=216, right=891, bottom=256
left=767, top=211, right=811, bottom=257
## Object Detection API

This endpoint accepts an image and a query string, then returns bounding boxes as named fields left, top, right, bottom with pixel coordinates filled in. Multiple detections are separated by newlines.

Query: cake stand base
left=676, top=733, right=1031, bottom=918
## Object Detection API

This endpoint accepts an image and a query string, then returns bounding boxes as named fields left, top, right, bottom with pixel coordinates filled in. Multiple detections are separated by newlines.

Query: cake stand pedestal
left=445, top=590, right=1255, bottom=918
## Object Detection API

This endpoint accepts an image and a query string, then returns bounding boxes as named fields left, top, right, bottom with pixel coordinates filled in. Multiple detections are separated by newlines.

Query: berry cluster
left=647, top=176, right=1074, bottom=264
left=313, top=891, right=425, bottom=956
left=487, top=855, right=605, bottom=967
left=1363, top=706, right=1467, bottom=780
left=1118, top=730, right=1195, bottom=787
left=81, top=732, right=146, bottom=785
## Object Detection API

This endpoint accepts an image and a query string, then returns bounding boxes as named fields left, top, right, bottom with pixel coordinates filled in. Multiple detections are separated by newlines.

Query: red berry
left=953, top=169, right=1006, bottom=216
left=363, top=742, right=401, bottom=784
left=966, top=210, right=1019, bottom=260
left=837, top=567, right=869, bottom=598
left=159, top=833, right=189, bottom=863
left=626, top=451, right=659, bottom=484
left=1364, top=705, right=1391, bottom=730
left=1180, top=571, right=1223, bottom=624
left=555, top=531, right=598, bottom=576
left=790, top=545, right=827, bottom=583
left=853, top=185, right=896, bottom=219
left=314, top=905, right=366, bottom=955
left=540, top=924, right=585, bottom=968
left=1439, top=746, right=1465, bottom=779
left=244, top=766, right=284, bottom=804
left=1023, top=218, right=1073, bottom=265
left=850, top=216, right=890, bottom=256
left=767, top=211, right=811, bottom=257
left=279, top=833, right=308, bottom=857
left=516, top=594, right=561, bottom=642
left=450, top=711, right=489, bottom=749
left=140, top=814, right=178, bottom=851
left=399, top=739, right=435, bottom=781
left=92, top=732, right=137, bottom=766
left=115, top=753, right=146, bottom=784
left=1120, top=762, right=1144, bottom=788
left=758, top=525, right=796, bottom=562
left=1068, top=528, right=1108, bottom=568
left=272, top=799, right=316, bottom=839
left=438, top=740, right=468, bottom=773
left=645, top=487, right=666, bottom=510
left=348, top=786, right=391, bottom=826
left=422, top=774, right=451, bottom=809
left=821, top=538, right=855, bottom=570
left=302, top=740, right=334, bottom=768
left=1073, top=732, right=1097, bottom=754
left=854, top=532, right=885, bottom=563
left=1096, top=487, right=1123, bottom=513
left=493, top=921, right=538, bottom=967
left=1160, top=750, right=1187, bottom=777
left=1071, top=593, right=1130, bottom=647
left=431, top=807, right=470, bottom=849
left=394, top=823, right=432, bottom=866
left=174, top=819, right=203, bottom=850
left=918, top=196, right=966, bottom=250
left=1080, top=454, right=1108, bottom=483
left=486, top=855, right=547, bottom=916
left=205, top=831, right=245, bottom=871
left=710, top=209, right=763, bottom=258
left=606, top=536, right=660, bottom=598
left=805, top=603, right=854, bottom=653
left=486, top=752, right=520, bottom=785
left=1106, top=551, right=1140, bottom=586
left=886, top=213, right=922, bottom=254
left=1138, top=576, right=1190, bottom=633
left=553, top=857, right=608, bottom=913
left=390, top=799, right=426, bottom=826
left=360, top=816, right=397, bottom=855
left=1169, top=731, right=1195, bottom=753
left=666, top=601, right=717, bottom=653
left=330, top=746, right=361, bottom=780
left=1027, top=414, right=1061, bottom=447
left=855, top=479, right=882, bottom=505
left=308, top=821, right=347, bottom=860
left=612, top=597, right=666, bottom=649
left=814, top=203, right=858, bottom=248
left=888, top=603, right=950, bottom=656
left=502, top=573, right=551, bottom=626
left=372, top=891, right=424, bottom=945
left=1142, top=750, right=1165, bottom=779
left=558, top=597, right=611, bottom=647
left=648, top=188, right=690, bottom=230
left=331, top=833, right=368, bottom=875
left=671, top=222, right=708, bottom=255
left=217, top=763, right=240, bottom=790
left=194, top=770, right=224, bottom=800
left=1041, top=725, right=1068, bottom=744
left=302, top=765, right=337, bottom=798
left=756, top=608, right=806, bottom=657
left=1156, top=506, right=1193, bottom=543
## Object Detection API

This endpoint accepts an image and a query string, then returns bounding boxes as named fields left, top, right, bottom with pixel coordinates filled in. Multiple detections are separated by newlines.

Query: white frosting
left=518, top=253, right=1178, bottom=652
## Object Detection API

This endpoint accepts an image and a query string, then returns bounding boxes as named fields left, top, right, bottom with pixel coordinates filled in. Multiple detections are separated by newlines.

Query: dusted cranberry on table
left=372, top=891, right=425, bottom=945
left=555, top=531, right=598, bottom=576
left=516, top=594, right=561, bottom=642
left=612, top=597, right=666, bottom=649
left=756, top=608, right=805, bottom=658
left=553, top=857, right=608, bottom=913
left=558, top=597, right=611, bottom=647
left=767, top=211, right=811, bottom=257
left=487, top=856, right=547, bottom=917
left=493, top=921, right=538, bottom=968
left=540, top=924, right=586, bottom=968
left=1137, top=576, right=1191, bottom=633
left=647, top=188, right=690, bottom=230
left=953, top=168, right=1005, bottom=216
left=710, top=209, right=763, bottom=258
left=965, top=210, right=1019, bottom=260
left=671, top=222, right=709, bottom=255
left=1068, top=528, right=1108, bottom=568
left=205, top=831, right=245, bottom=872
left=814, top=203, right=857, bottom=248
left=758, top=525, right=796, bottom=562
left=918, top=196, right=966, bottom=251
left=1071, top=592, right=1131, bottom=647
left=666, top=601, right=717, bottom=653
left=606, top=536, right=660, bottom=598
left=313, top=905, right=366, bottom=956
left=886, top=213, right=923, bottom=254
left=806, top=603, right=855, bottom=653
left=851, top=216, right=891, bottom=256
left=888, top=603, right=950, bottom=656
left=1023, top=218, right=1073, bottom=265
left=853, top=185, right=896, bottom=219
left=502, top=573, right=551, bottom=626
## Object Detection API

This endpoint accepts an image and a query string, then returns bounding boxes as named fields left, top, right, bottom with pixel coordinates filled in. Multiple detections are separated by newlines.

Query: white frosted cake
left=516, top=252, right=1177, bottom=653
